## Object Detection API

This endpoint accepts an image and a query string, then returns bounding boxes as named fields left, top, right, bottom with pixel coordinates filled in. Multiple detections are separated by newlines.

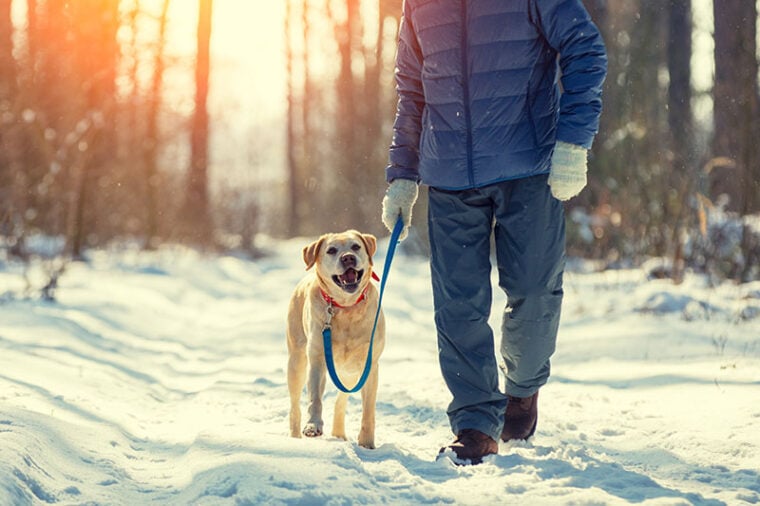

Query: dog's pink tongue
left=341, top=269, right=358, bottom=284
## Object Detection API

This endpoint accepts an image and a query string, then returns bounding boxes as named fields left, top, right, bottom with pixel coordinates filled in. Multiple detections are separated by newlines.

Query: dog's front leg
left=332, top=391, right=348, bottom=440
left=357, top=365, right=379, bottom=449
left=303, top=352, right=326, bottom=437
left=287, top=347, right=307, bottom=438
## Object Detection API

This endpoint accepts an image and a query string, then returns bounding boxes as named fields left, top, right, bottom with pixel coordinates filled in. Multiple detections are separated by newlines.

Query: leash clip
left=324, top=303, right=335, bottom=329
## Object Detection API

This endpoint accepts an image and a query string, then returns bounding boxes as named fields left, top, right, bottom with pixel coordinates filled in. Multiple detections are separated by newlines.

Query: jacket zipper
left=460, top=0, right=475, bottom=187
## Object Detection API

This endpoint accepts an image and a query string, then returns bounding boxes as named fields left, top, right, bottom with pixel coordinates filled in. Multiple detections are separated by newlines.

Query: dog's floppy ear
left=302, top=236, right=325, bottom=270
left=360, top=233, right=377, bottom=262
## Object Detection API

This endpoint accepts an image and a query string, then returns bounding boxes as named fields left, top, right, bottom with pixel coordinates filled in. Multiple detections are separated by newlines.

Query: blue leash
left=322, top=216, right=404, bottom=393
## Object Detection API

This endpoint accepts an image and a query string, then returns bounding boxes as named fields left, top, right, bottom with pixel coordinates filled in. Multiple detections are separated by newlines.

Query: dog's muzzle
left=332, top=268, right=364, bottom=293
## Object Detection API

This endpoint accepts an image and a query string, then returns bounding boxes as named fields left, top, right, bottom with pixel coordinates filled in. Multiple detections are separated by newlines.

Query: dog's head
left=303, top=230, right=377, bottom=296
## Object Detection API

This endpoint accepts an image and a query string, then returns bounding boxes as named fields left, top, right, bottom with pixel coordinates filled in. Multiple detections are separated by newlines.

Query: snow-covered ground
left=1, top=236, right=759, bottom=505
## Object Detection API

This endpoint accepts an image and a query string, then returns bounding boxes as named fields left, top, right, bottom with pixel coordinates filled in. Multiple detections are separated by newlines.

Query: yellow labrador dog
left=287, top=230, right=385, bottom=449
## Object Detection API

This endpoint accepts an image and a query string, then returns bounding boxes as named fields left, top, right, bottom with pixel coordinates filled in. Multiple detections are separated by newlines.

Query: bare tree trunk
left=332, top=0, right=361, bottom=231
left=623, top=1, right=668, bottom=257
left=667, top=0, right=692, bottom=170
left=583, top=0, right=609, bottom=162
left=0, top=0, right=16, bottom=238
left=574, top=0, right=623, bottom=261
left=124, top=0, right=143, bottom=238
left=25, top=0, right=36, bottom=67
left=363, top=1, right=384, bottom=187
left=302, top=0, right=314, bottom=194
left=363, top=2, right=382, bottom=138
left=712, top=0, right=759, bottom=214
left=68, top=0, right=120, bottom=259
left=741, top=2, right=759, bottom=215
left=285, top=0, right=299, bottom=236
left=184, top=0, right=214, bottom=244
left=143, top=0, right=171, bottom=248
left=0, top=0, right=14, bottom=101
left=667, top=0, right=693, bottom=283
left=125, top=1, right=140, bottom=132
left=70, top=143, right=93, bottom=260
left=18, top=0, right=67, bottom=247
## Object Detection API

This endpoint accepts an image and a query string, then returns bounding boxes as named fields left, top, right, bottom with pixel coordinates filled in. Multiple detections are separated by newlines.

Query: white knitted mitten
left=381, top=179, right=419, bottom=241
left=548, top=141, right=588, bottom=201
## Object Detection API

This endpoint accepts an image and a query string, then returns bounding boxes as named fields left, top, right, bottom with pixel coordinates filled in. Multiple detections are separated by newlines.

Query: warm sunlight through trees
left=1, top=0, right=759, bottom=281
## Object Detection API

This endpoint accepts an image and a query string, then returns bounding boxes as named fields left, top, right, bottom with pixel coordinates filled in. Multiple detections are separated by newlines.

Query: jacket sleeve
left=531, top=0, right=607, bottom=149
left=385, top=0, right=424, bottom=183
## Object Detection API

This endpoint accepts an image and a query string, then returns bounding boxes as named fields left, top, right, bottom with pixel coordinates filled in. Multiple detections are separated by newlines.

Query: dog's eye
left=326, top=247, right=337, bottom=255
left=351, top=244, right=361, bottom=252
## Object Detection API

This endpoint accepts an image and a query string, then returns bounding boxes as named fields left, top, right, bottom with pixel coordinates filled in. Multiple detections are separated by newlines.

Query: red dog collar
left=320, top=271, right=380, bottom=309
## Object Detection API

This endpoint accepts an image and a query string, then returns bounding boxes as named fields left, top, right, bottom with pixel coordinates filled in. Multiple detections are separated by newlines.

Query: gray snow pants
left=428, top=174, right=565, bottom=441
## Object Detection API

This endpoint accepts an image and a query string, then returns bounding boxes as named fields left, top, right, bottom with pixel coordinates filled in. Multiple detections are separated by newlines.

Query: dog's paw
left=358, top=433, right=375, bottom=449
left=302, top=423, right=323, bottom=438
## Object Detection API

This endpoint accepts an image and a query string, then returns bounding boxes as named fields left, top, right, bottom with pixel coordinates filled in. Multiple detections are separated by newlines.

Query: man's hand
left=548, top=141, right=588, bottom=201
left=381, top=179, right=419, bottom=241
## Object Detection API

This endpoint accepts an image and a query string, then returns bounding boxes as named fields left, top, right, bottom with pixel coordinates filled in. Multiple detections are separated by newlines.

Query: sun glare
left=146, top=0, right=288, bottom=118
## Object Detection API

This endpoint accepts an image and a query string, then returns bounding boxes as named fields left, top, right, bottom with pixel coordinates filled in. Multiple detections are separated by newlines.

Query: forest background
left=1, top=0, right=759, bottom=284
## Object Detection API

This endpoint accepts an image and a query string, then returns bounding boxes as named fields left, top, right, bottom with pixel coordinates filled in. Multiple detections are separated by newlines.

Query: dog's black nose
left=340, top=254, right=357, bottom=268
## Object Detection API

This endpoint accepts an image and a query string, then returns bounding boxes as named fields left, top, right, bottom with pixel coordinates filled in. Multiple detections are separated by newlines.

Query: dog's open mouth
left=332, top=268, right=364, bottom=293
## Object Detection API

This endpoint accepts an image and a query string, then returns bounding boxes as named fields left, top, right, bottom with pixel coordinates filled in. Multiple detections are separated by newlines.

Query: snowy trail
left=1, top=240, right=759, bottom=505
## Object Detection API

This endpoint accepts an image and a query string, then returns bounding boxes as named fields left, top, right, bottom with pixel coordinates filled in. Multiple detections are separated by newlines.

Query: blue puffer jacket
left=386, top=0, right=607, bottom=190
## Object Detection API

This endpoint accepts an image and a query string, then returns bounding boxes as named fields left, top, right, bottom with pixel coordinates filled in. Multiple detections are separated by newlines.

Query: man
left=381, top=0, right=607, bottom=465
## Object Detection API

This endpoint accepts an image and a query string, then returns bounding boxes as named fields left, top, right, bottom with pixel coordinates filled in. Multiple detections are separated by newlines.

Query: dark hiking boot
left=438, top=429, right=498, bottom=465
left=501, top=391, right=538, bottom=442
